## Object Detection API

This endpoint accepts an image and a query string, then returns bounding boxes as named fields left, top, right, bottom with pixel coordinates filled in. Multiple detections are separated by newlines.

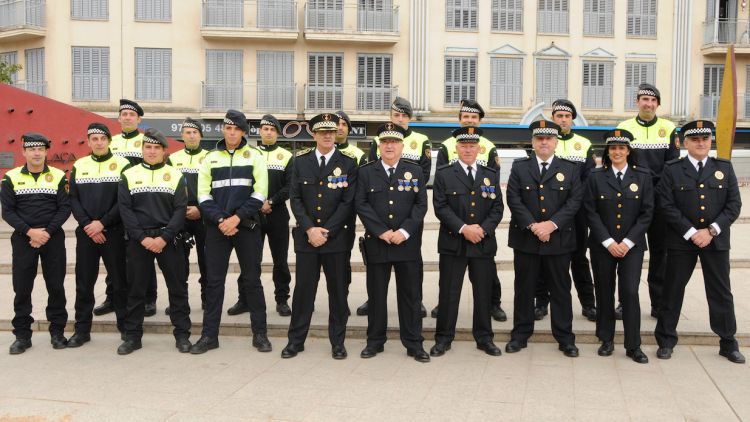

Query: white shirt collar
left=457, top=159, right=477, bottom=176
left=381, top=160, right=399, bottom=174
left=687, top=154, right=708, bottom=171
left=315, top=148, right=335, bottom=164
left=536, top=155, right=554, bottom=171
left=611, top=163, right=628, bottom=177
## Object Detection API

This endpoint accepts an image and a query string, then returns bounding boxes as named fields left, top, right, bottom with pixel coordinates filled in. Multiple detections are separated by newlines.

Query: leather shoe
left=144, top=302, right=156, bottom=317
left=627, top=347, right=649, bottom=364
left=505, top=340, right=527, bottom=353
left=429, top=342, right=451, bottom=357
left=491, top=304, right=507, bottom=322
left=281, top=344, right=304, bottom=358
left=67, top=332, right=91, bottom=348
left=175, top=337, right=192, bottom=353
left=582, top=306, right=597, bottom=322
left=598, top=341, right=614, bottom=356
left=420, top=303, right=427, bottom=318
left=614, top=303, right=623, bottom=320
left=719, top=350, right=746, bottom=364
left=656, top=347, right=673, bottom=359
left=252, top=333, right=272, bottom=352
left=9, top=338, right=31, bottom=355
left=407, top=348, right=430, bottom=363
left=534, top=306, right=548, bottom=321
left=93, top=299, right=114, bottom=316
left=477, top=341, right=502, bottom=356
left=51, top=334, right=68, bottom=350
left=651, top=307, right=658, bottom=318
left=189, top=336, right=219, bottom=354
left=117, top=339, right=142, bottom=355
left=332, top=345, right=347, bottom=360
left=356, top=301, right=369, bottom=316
left=227, top=301, right=249, bottom=316
left=360, top=345, right=384, bottom=358
left=276, top=301, right=291, bottom=317
left=559, top=344, right=579, bottom=357
left=430, top=305, right=438, bottom=319
left=165, top=306, right=171, bottom=315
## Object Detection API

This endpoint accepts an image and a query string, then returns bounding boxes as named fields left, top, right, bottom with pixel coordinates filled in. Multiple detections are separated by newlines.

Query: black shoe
left=9, top=338, right=31, bottom=355
left=281, top=344, right=304, bottom=358
left=120, top=332, right=126, bottom=342
left=614, top=303, right=623, bottom=320
left=582, top=306, right=597, bottom=322
left=430, top=306, right=438, bottom=319
left=627, top=347, right=649, bottom=364
left=144, top=302, right=156, bottom=317
left=276, top=301, right=291, bottom=317
left=252, top=333, right=272, bottom=352
left=93, top=300, right=114, bottom=316
left=175, top=337, right=192, bottom=353
left=534, top=306, right=548, bottom=321
left=491, top=304, right=507, bottom=322
left=477, top=341, right=502, bottom=356
left=719, top=350, right=746, bottom=364
left=597, top=341, right=614, bottom=356
left=356, top=301, right=369, bottom=316
left=332, top=345, right=347, bottom=360
left=656, top=347, right=673, bottom=360
left=429, top=342, right=451, bottom=357
left=227, top=301, right=249, bottom=316
left=165, top=306, right=171, bottom=316
left=407, top=348, right=430, bottom=363
left=67, top=332, right=91, bottom=348
left=189, top=336, right=219, bottom=354
left=360, top=345, right=384, bottom=358
left=51, top=334, right=68, bottom=350
left=420, top=303, right=427, bottom=318
left=650, top=307, right=658, bottom=319
left=505, top=340, right=527, bottom=353
left=117, top=339, right=142, bottom=355
left=559, top=344, right=579, bottom=358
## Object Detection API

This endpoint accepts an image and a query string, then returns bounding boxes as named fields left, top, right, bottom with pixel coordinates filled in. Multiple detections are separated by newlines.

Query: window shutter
left=205, top=49, right=243, bottom=109
left=356, top=54, right=392, bottom=110
left=71, top=0, right=109, bottom=19
left=72, top=46, right=109, bottom=101
left=624, top=62, right=655, bottom=109
left=25, top=48, right=45, bottom=95
left=491, top=57, right=522, bottom=107
left=135, top=48, right=171, bottom=101
left=257, top=51, right=294, bottom=110
left=307, top=53, right=343, bottom=109
left=536, top=58, right=567, bottom=106
left=135, top=0, right=171, bottom=21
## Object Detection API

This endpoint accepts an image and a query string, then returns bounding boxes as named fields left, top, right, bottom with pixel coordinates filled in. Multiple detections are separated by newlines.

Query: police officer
left=359, top=97, right=431, bottom=318
left=655, top=120, right=744, bottom=364
left=335, top=110, right=368, bottom=166
left=68, top=123, right=131, bottom=347
left=535, top=100, right=597, bottom=322
left=226, top=115, right=293, bottom=317
left=117, top=129, right=191, bottom=355
left=192, top=110, right=271, bottom=354
left=356, top=123, right=429, bottom=363
left=431, top=126, right=504, bottom=358
left=166, top=118, right=210, bottom=314
left=617, top=84, right=678, bottom=319
left=2, top=133, right=71, bottom=355
left=282, top=113, right=358, bottom=360
left=584, top=129, right=653, bottom=363
left=433, top=99, right=505, bottom=322
left=505, top=120, right=583, bottom=358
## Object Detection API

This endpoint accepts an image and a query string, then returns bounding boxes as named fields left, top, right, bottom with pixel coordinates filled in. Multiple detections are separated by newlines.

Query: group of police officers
left=1, top=83, right=744, bottom=364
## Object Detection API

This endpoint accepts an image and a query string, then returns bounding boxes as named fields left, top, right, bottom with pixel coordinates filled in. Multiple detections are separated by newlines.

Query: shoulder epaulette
left=295, top=147, right=313, bottom=157
left=666, top=157, right=682, bottom=165
left=630, top=165, right=650, bottom=173
left=713, top=157, right=732, bottom=163
left=339, top=149, right=357, bottom=160
left=436, top=163, right=452, bottom=171
left=479, top=164, right=497, bottom=173
left=560, top=157, right=578, bottom=164
left=402, top=158, right=419, bottom=166
left=359, top=160, right=375, bottom=168
left=590, top=167, right=605, bottom=173
left=513, top=155, right=531, bottom=162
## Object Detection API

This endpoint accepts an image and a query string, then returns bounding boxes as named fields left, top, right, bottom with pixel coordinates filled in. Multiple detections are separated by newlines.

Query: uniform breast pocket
left=707, top=180, right=727, bottom=200
left=367, top=186, right=383, bottom=200
left=549, top=181, right=571, bottom=192
left=447, top=188, right=469, bottom=207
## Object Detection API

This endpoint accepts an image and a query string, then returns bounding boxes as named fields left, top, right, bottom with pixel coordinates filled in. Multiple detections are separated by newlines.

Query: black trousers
left=655, top=249, right=738, bottom=352
left=11, top=230, right=67, bottom=340
left=183, top=218, right=207, bottom=295
left=591, top=246, right=644, bottom=350
left=107, top=255, right=157, bottom=303
left=74, top=225, right=127, bottom=334
left=287, top=251, right=350, bottom=347
left=366, top=260, right=424, bottom=351
left=511, top=251, right=575, bottom=346
left=203, top=225, right=266, bottom=338
left=645, top=213, right=667, bottom=311
left=435, top=254, right=494, bottom=345
left=236, top=210, right=291, bottom=304
left=124, top=239, right=190, bottom=340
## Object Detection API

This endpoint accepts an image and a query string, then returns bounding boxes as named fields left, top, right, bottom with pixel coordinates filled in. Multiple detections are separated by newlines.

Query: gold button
left=304, top=181, right=308, bottom=185
left=316, top=218, right=321, bottom=223
left=471, top=202, right=476, bottom=206
left=389, top=200, right=393, bottom=205
left=344, top=225, right=348, bottom=229
left=317, top=193, right=322, bottom=198
left=471, top=191, right=475, bottom=195
left=617, top=204, right=622, bottom=208
left=719, top=185, right=723, bottom=188
left=560, top=187, right=564, bottom=190
left=700, top=184, right=704, bottom=188
left=600, top=195, right=604, bottom=199
left=470, top=213, right=475, bottom=218
left=616, top=225, right=621, bottom=230
left=389, top=214, right=393, bottom=219
left=370, top=188, right=374, bottom=192
left=316, top=206, right=321, bottom=210
left=617, top=214, right=621, bottom=219
left=526, top=186, right=530, bottom=190
left=701, top=206, right=706, bottom=210
left=539, top=184, right=544, bottom=188
left=390, top=187, right=394, bottom=190
left=319, top=181, right=323, bottom=186
left=453, top=192, right=457, bottom=194
left=540, top=196, right=545, bottom=201
left=700, top=195, right=705, bottom=199
left=700, top=218, right=705, bottom=223
left=635, top=195, right=639, bottom=199
left=617, top=193, right=621, bottom=197
left=541, top=208, right=546, bottom=213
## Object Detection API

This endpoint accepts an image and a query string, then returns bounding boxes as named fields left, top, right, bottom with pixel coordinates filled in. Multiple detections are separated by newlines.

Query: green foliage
left=0, top=61, right=22, bottom=84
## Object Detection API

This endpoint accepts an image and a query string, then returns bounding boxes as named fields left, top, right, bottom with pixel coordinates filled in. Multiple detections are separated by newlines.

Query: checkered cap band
left=378, top=131, right=404, bottom=141
left=605, top=136, right=631, bottom=144
left=456, top=133, right=480, bottom=141
left=391, top=104, right=407, bottom=114
left=142, top=134, right=161, bottom=145
left=223, top=117, right=236, bottom=126
left=460, top=106, right=481, bottom=114
left=260, top=119, right=275, bottom=127
left=312, top=121, right=338, bottom=131
left=23, top=141, right=47, bottom=148
left=553, top=105, right=573, bottom=114
left=533, top=127, right=559, bottom=136
left=87, top=128, right=108, bottom=136
left=119, top=104, right=139, bottom=113
left=683, top=127, right=713, bottom=138
left=182, top=121, right=200, bottom=130
left=638, top=89, right=658, bottom=98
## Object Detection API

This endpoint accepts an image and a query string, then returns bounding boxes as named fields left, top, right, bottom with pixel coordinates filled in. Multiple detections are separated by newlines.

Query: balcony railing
left=201, top=0, right=297, bottom=31
left=305, top=84, right=397, bottom=112
left=0, top=0, right=44, bottom=30
left=703, top=19, right=750, bottom=45
left=14, top=80, right=46, bottom=96
left=304, top=2, right=398, bottom=33
left=202, top=82, right=298, bottom=112
left=699, top=94, right=750, bottom=120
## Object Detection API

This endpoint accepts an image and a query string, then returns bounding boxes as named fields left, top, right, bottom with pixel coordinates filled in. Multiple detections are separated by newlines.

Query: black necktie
left=697, top=161, right=704, bottom=178
left=388, top=167, right=395, bottom=181
left=467, top=165, right=474, bottom=184
left=540, top=162, right=548, bottom=179
left=319, top=155, right=326, bottom=173
left=617, top=171, right=623, bottom=186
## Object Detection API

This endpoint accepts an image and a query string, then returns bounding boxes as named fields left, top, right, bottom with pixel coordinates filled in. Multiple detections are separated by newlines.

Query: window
left=358, top=0, right=395, bottom=32
left=204, top=49, right=243, bottom=109
left=135, top=48, right=171, bottom=101
left=71, top=0, right=108, bottom=20
left=490, top=57, right=522, bottom=107
left=582, top=61, right=613, bottom=109
left=0, top=51, right=18, bottom=84
left=492, top=0, right=523, bottom=32
left=627, top=0, right=657, bottom=37
left=583, top=0, right=613, bottom=36
left=624, top=62, right=655, bottom=109
left=25, top=48, right=45, bottom=96
left=537, top=0, right=568, bottom=34
left=135, top=0, right=171, bottom=22
left=202, top=0, right=242, bottom=27
left=535, top=58, right=567, bottom=106
left=307, top=0, right=344, bottom=30
left=444, top=56, right=476, bottom=105
left=701, top=64, right=723, bottom=118
left=446, top=0, right=477, bottom=31
left=72, top=47, right=109, bottom=101
left=307, top=53, right=343, bottom=109
left=357, top=54, right=392, bottom=111
left=258, top=0, right=296, bottom=30
left=257, top=51, right=295, bottom=110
